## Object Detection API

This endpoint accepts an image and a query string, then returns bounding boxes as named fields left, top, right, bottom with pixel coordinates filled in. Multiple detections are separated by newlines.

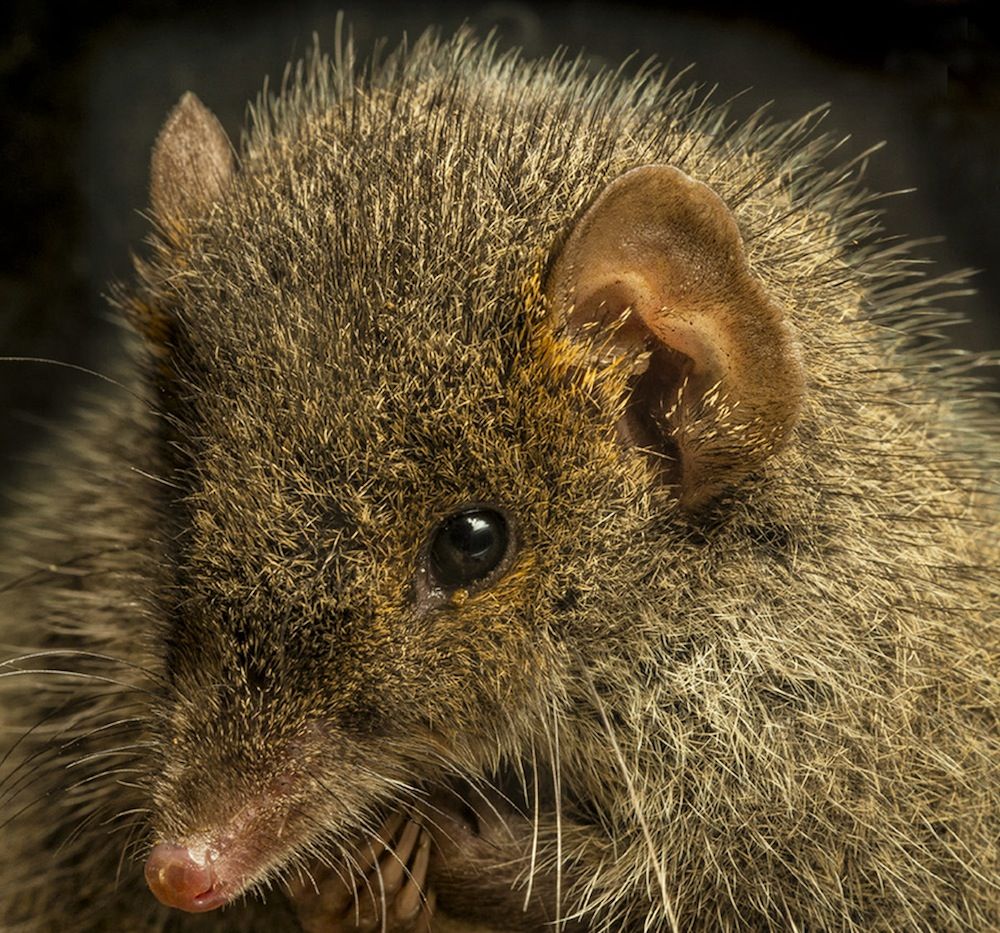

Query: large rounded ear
left=546, top=165, right=804, bottom=508
left=149, top=92, right=235, bottom=242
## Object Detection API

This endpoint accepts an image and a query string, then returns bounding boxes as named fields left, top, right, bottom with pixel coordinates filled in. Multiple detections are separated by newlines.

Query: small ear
left=546, top=164, right=804, bottom=507
left=150, top=92, right=234, bottom=239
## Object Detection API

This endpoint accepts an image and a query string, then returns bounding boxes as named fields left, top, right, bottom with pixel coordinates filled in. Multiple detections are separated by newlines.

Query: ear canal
left=150, top=92, right=235, bottom=240
left=546, top=164, right=805, bottom=507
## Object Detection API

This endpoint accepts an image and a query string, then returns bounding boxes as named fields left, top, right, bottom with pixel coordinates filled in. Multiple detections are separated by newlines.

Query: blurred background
left=1, top=0, right=998, bottom=474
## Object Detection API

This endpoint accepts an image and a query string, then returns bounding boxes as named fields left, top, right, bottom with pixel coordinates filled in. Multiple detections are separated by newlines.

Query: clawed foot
left=289, top=813, right=435, bottom=932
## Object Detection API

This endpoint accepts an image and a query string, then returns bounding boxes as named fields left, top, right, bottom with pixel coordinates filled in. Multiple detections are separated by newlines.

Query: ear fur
left=150, top=92, right=235, bottom=240
left=546, top=164, right=804, bottom=507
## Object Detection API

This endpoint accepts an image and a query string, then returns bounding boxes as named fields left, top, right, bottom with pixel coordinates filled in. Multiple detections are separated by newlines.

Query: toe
left=394, top=827, right=432, bottom=923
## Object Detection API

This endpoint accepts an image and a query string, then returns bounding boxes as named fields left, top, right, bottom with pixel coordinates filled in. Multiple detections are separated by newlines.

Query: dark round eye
left=429, top=508, right=509, bottom=590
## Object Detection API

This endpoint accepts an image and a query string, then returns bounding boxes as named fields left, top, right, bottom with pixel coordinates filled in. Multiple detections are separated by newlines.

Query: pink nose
left=144, top=842, right=228, bottom=912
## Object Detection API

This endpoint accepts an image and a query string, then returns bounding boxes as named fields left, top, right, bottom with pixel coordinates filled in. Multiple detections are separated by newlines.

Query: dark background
left=1, top=0, right=998, bottom=479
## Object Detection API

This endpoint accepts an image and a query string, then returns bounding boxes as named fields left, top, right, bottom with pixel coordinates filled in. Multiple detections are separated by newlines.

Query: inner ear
left=622, top=342, right=693, bottom=471
left=565, top=283, right=694, bottom=474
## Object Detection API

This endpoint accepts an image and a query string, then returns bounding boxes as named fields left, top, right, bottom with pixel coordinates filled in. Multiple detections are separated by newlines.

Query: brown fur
left=1, top=27, right=997, bottom=932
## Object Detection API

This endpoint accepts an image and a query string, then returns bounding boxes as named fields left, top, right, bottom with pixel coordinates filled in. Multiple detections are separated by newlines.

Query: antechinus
left=1, top=26, right=997, bottom=933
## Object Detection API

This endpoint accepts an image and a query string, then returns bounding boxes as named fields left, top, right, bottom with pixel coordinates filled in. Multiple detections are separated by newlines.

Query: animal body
left=1, top=26, right=997, bottom=933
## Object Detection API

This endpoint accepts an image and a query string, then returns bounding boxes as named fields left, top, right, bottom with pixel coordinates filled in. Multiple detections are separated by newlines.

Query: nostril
left=144, top=842, right=227, bottom=913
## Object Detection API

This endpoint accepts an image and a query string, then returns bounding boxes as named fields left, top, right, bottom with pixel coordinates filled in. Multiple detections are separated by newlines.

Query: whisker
left=0, top=357, right=147, bottom=404
left=405, top=783, right=477, bottom=854
left=0, top=648, right=165, bottom=688
left=548, top=695, right=564, bottom=929
left=464, top=778, right=518, bottom=833
left=0, top=729, right=84, bottom=807
left=116, top=816, right=150, bottom=889
left=57, top=803, right=109, bottom=855
left=345, top=843, right=380, bottom=926
left=102, top=807, right=153, bottom=825
left=0, top=697, right=72, bottom=783
left=0, top=545, right=139, bottom=593
left=0, top=784, right=62, bottom=833
left=64, top=766, right=146, bottom=790
left=373, top=833, right=389, bottom=933
left=0, top=665, right=157, bottom=697
left=65, top=743, right=152, bottom=769
left=524, top=735, right=541, bottom=910
left=576, top=658, right=678, bottom=933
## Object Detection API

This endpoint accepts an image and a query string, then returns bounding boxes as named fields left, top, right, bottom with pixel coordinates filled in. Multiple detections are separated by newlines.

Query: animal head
left=134, top=43, right=807, bottom=910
